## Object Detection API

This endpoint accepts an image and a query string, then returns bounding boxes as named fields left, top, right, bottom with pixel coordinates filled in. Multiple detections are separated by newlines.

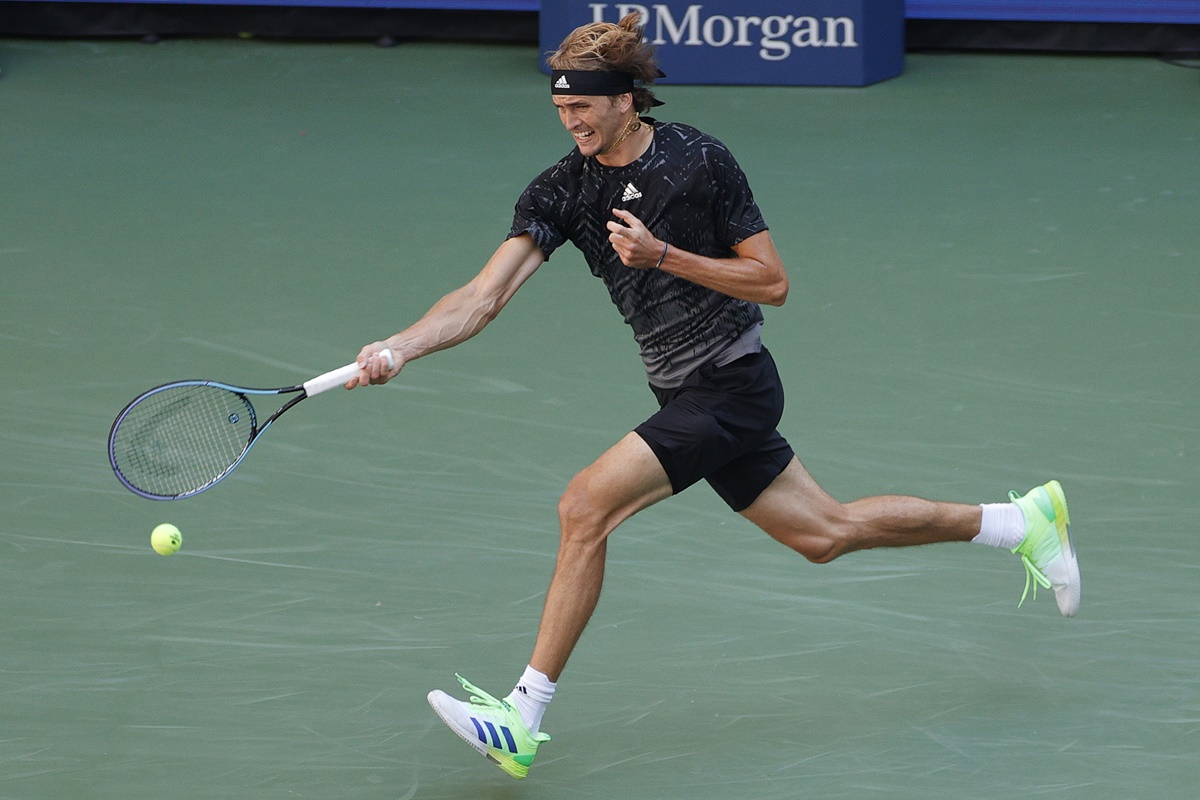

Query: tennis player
left=349, top=13, right=1080, bottom=780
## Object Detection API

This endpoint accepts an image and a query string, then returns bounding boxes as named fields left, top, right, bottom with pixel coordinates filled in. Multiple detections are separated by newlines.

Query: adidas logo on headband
left=549, top=68, right=666, bottom=105
left=551, top=69, right=635, bottom=96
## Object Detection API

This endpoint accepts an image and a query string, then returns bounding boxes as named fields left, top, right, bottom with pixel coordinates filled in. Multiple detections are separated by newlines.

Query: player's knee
left=557, top=475, right=609, bottom=545
left=800, top=538, right=843, bottom=564
left=775, top=532, right=841, bottom=564
left=766, top=508, right=854, bottom=564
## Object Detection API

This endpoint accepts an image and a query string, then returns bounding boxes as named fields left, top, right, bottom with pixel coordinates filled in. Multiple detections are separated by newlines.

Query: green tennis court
left=2, top=37, right=1198, bottom=798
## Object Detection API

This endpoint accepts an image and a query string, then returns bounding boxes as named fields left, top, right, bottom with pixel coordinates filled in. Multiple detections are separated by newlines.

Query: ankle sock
left=510, top=665, right=556, bottom=733
left=973, top=502, right=1025, bottom=550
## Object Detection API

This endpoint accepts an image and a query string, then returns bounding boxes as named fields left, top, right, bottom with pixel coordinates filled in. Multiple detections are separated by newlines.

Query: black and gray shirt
left=508, top=120, right=769, bottom=388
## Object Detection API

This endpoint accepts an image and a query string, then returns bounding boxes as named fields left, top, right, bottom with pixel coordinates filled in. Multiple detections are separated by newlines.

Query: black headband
left=550, top=69, right=635, bottom=96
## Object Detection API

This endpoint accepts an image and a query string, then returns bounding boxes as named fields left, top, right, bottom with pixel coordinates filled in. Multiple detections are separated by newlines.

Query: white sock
left=510, top=665, right=556, bottom=734
left=973, top=503, right=1026, bottom=549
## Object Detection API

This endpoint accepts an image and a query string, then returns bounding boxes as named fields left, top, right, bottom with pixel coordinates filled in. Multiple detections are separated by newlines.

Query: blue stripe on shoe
left=470, top=717, right=487, bottom=744
left=500, top=725, right=518, bottom=753
left=483, top=720, right=502, bottom=749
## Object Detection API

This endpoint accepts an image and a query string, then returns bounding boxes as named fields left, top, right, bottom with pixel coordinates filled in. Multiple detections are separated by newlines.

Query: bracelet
left=654, top=241, right=669, bottom=269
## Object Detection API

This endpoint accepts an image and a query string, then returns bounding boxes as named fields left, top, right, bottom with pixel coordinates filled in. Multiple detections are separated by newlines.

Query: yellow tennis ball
left=151, top=523, right=182, bottom=556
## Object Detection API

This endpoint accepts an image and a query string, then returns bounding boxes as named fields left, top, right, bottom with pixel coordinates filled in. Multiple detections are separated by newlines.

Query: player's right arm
left=349, top=234, right=545, bottom=387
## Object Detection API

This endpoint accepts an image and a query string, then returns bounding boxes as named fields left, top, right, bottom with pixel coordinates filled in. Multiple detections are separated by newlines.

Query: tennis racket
left=108, top=349, right=394, bottom=501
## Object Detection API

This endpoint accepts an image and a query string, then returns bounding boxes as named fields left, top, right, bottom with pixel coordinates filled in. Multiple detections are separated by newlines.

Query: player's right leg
left=427, top=674, right=551, bottom=780
left=428, top=432, right=673, bottom=778
left=533, top=431, right=674, bottom=679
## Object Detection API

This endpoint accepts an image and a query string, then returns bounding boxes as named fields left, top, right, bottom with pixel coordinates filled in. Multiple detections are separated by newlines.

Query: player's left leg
left=739, top=458, right=1079, bottom=616
left=739, top=456, right=979, bottom=563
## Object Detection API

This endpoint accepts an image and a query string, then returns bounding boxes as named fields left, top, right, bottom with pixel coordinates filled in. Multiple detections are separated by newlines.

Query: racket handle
left=303, top=348, right=395, bottom=397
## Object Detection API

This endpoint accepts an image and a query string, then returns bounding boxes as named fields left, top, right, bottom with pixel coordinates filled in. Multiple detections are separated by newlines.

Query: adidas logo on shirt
left=554, top=75, right=571, bottom=89
left=621, top=183, right=642, bottom=202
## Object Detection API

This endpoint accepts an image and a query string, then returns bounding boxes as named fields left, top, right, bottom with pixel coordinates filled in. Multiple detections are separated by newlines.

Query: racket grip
left=303, top=348, right=395, bottom=397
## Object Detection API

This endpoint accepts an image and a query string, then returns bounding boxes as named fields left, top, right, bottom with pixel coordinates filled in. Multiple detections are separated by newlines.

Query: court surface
left=1, top=38, right=1198, bottom=799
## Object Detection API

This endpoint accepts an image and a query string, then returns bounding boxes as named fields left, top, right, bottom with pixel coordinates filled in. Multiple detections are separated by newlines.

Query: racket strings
left=110, top=385, right=256, bottom=498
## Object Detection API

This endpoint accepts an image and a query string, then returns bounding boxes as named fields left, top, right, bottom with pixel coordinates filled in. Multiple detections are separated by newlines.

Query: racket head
left=108, top=381, right=259, bottom=500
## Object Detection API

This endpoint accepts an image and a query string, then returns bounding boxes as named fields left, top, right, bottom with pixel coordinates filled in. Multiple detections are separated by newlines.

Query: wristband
left=654, top=241, right=669, bottom=269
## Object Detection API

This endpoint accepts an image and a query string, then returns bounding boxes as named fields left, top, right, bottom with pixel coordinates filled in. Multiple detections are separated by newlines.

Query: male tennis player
left=348, top=13, right=1079, bottom=780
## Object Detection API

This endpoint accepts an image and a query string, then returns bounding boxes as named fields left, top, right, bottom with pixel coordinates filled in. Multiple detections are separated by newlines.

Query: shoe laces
left=1015, top=553, right=1053, bottom=607
left=1008, top=490, right=1053, bottom=608
left=455, top=673, right=511, bottom=712
left=454, top=673, right=549, bottom=743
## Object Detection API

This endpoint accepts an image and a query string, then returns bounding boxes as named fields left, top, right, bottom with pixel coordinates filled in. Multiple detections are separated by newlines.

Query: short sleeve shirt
left=508, top=121, right=768, bottom=388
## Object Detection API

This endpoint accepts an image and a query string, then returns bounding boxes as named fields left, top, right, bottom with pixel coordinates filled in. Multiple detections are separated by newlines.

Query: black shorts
left=634, top=347, right=794, bottom=512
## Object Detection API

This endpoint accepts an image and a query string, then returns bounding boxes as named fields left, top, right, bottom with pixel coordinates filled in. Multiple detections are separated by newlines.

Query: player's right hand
left=346, top=343, right=402, bottom=389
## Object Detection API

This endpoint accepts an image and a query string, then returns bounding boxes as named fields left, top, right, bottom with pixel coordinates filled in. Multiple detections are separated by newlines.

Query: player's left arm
left=606, top=209, right=788, bottom=306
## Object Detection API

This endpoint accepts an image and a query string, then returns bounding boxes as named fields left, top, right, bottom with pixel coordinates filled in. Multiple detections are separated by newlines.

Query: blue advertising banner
left=539, top=1, right=906, bottom=87
left=907, top=2, right=1200, bottom=23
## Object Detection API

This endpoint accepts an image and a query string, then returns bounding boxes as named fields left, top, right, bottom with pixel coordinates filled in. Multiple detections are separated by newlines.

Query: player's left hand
left=607, top=209, right=663, bottom=269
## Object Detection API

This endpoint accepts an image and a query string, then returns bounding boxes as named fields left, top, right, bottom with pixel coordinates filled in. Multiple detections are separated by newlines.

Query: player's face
left=553, top=94, right=630, bottom=158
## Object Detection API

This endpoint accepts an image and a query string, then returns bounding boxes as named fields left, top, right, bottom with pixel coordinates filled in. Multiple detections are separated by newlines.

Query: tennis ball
left=151, top=523, right=182, bottom=556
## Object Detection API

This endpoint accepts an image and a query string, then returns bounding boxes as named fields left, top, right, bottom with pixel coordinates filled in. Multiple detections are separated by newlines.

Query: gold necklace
left=606, top=115, right=644, bottom=154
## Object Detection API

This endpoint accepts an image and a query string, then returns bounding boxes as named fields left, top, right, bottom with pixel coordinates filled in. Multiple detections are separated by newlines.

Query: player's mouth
left=573, top=130, right=596, bottom=145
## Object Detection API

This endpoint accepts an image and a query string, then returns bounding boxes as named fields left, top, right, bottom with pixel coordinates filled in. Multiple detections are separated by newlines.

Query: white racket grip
left=303, top=348, right=394, bottom=397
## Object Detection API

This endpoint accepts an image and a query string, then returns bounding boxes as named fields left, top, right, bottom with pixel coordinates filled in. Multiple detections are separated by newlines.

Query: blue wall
left=21, top=1, right=1200, bottom=23
left=907, top=1, right=1200, bottom=23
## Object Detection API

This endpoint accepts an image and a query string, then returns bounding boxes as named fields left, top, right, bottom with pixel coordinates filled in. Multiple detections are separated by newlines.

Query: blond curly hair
left=548, top=13, right=662, bottom=112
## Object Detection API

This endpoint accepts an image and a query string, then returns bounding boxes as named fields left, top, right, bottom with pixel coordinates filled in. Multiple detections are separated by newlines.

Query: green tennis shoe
left=427, top=674, right=550, bottom=779
left=1010, top=480, right=1080, bottom=617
